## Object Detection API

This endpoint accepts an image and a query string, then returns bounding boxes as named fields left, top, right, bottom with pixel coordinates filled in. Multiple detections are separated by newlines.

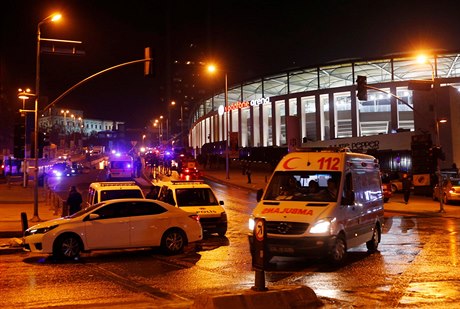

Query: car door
left=84, top=202, right=131, bottom=249
left=127, top=201, right=170, bottom=247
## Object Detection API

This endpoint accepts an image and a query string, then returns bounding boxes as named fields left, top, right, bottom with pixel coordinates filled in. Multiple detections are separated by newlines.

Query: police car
left=86, top=181, right=145, bottom=207
left=157, top=180, right=227, bottom=236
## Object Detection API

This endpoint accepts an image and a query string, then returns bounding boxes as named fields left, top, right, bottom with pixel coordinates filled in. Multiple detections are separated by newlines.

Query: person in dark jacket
left=66, top=186, right=83, bottom=215
left=402, top=173, right=411, bottom=204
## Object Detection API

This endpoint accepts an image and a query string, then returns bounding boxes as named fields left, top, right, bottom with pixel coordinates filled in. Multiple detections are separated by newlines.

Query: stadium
left=188, top=50, right=460, bottom=181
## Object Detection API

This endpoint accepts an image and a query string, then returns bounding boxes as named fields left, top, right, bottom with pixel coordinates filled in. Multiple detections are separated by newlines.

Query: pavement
left=2, top=163, right=460, bottom=308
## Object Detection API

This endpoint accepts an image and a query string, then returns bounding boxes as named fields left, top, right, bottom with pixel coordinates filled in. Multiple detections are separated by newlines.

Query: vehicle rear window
left=101, top=189, right=143, bottom=201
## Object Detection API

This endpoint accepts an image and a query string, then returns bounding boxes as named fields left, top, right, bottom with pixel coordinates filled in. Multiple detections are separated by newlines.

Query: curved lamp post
left=417, top=54, right=445, bottom=213
left=207, top=64, right=229, bottom=179
left=32, top=12, right=62, bottom=222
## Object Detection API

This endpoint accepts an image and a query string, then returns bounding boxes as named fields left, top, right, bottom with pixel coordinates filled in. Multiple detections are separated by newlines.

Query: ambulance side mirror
left=256, top=189, right=264, bottom=202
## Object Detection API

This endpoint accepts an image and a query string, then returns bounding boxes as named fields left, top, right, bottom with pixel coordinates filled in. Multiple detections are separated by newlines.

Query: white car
left=23, top=198, right=202, bottom=259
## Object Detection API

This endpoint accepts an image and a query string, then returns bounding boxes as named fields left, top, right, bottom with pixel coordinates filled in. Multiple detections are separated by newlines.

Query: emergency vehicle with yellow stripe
left=248, top=147, right=384, bottom=264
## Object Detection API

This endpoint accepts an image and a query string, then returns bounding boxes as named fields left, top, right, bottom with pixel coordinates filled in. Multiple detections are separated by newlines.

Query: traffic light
left=432, top=146, right=446, bottom=161
left=356, top=75, right=368, bottom=101
left=144, top=47, right=153, bottom=77
left=408, top=80, right=432, bottom=91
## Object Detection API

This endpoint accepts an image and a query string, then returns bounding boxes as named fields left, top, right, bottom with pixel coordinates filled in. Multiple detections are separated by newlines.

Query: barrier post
left=21, top=212, right=28, bottom=233
left=62, top=200, right=68, bottom=217
left=251, top=218, right=268, bottom=291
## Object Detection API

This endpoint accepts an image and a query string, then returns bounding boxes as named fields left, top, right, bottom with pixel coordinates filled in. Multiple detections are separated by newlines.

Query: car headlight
left=248, top=216, right=255, bottom=232
left=26, top=225, right=58, bottom=235
left=309, top=218, right=335, bottom=234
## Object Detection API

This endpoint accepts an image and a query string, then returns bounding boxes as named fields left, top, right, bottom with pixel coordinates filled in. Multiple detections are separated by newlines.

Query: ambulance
left=248, top=147, right=385, bottom=264
left=106, top=153, right=135, bottom=180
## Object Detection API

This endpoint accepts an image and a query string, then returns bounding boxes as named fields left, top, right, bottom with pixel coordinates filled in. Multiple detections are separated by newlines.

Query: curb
left=190, top=285, right=321, bottom=309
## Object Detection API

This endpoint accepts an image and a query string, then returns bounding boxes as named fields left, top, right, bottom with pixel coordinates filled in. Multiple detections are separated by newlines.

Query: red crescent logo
left=283, top=157, right=301, bottom=169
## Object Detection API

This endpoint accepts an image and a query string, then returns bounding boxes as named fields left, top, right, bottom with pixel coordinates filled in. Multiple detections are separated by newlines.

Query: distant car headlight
left=52, top=170, right=62, bottom=176
left=309, top=218, right=335, bottom=234
left=26, top=225, right=58, bottom=236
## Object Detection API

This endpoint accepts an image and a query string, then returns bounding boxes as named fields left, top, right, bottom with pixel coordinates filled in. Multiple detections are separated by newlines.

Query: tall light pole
left=417, top=54, right=445, bottom=213
left=61, top=109, right=69, bottom=137
left=171, top=100, right=184, bottom=147
left=207, top=64, right=230, bottom=179
left=32, top=12, right=62, bottom=222
left=18, top=88, right=32, bottom=188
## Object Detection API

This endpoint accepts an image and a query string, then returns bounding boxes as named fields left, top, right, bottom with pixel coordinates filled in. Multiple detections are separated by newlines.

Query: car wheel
left=329, top=234, right=347, bottom=265
left=383, top=197, right=389, bottom=203
left=53, top=234, right=82, bottom=260
left=217, top=225, right=227, bottom=237
left=366, top=225, right=380, bottom=252
left=391, top=184, right=398, bottom=193
left=161, top=229, right=186, bottom=255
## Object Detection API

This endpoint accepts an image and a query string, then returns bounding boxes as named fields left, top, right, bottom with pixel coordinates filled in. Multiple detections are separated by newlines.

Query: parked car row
left=47, top=162, right=89, bottom=177
left=23, top=179, right=226, bottom=260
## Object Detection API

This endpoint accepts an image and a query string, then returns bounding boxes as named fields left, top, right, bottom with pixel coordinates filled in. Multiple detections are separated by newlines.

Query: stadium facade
left=188, top=51, right=460, bottom=175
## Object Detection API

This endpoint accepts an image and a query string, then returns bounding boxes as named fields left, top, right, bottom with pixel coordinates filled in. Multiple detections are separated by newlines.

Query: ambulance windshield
left=264, top=171, right=341, bottom=202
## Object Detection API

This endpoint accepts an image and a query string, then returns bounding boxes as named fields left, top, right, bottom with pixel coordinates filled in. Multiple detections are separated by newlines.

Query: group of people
left=280, top=177, right=338, bottom=201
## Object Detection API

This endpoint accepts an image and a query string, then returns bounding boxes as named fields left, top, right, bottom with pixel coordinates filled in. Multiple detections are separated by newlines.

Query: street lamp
left=61, top=109, right=69, bottom=136
left=417, top=54, right=445, bottom=213
left=32, top=12, right=62, bottom=222
left=78, top=117, right=83, bottom=135
left=171, top=100, right=184, bottom=147
left=18, top=88, right=32, bottom=188
left=207, top=64, right=229, bottom=179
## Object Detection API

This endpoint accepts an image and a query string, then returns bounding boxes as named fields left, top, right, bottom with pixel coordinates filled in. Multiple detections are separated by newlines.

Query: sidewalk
left=0, top=180, right=62, bottom=253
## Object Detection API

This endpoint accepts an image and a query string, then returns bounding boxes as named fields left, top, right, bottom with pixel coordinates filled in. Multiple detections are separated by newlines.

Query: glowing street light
left=207, top=64, right=229, bottom=179
left=61, top=109, right=69, bottom=135
left=18, top=88, right=33, bottom=188
left=32, top=12, right=62, bottom=222
left=417, top=53, right=445, bottom=213
left=171, top=100, right=184, bottom=147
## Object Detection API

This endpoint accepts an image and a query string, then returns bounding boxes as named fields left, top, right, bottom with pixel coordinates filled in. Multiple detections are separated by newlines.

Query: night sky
left=2, top=0, right=460, bottom=128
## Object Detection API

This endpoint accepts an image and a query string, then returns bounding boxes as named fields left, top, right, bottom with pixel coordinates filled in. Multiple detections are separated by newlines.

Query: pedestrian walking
left=402, top=173, right=411, bottom=204
left=246, top=163, right=252, bottom=184
left=66, top=185, right=83, bottom=215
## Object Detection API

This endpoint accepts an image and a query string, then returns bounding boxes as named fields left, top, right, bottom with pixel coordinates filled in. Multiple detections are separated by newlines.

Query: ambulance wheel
left=329, top=234, right=347, bottom=265
left=366, top=224, right=380, bottom=252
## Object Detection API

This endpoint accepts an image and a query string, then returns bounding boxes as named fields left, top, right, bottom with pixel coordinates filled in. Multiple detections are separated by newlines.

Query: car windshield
left=175, top=188, right=219, bottom=206
left=450, top=180, right=460, bottom=186
left=264, top=171, right=341, bottom=202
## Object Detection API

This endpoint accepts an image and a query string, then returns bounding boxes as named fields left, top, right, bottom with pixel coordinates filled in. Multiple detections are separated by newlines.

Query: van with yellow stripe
left=248, top=148, right=384, bottom=265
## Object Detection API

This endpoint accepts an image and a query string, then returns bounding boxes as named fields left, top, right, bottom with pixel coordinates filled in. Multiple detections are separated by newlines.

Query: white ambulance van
left=248, top=148, right=385, bottom=264
left=106, top=153, right=135, bottom=180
